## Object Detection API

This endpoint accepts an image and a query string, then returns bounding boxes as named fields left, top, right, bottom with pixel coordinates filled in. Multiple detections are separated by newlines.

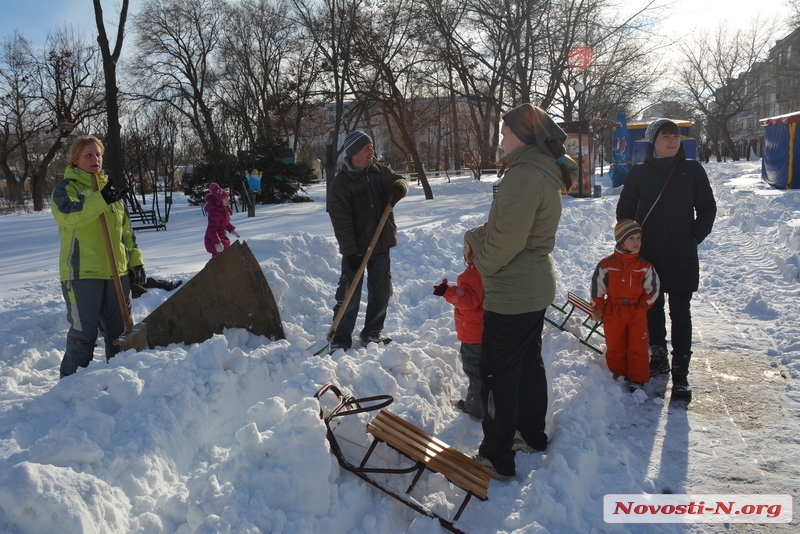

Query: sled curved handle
left=314, top=383, right=394, bottom=421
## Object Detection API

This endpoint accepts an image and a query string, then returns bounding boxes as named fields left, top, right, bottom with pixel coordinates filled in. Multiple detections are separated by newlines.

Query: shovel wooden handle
left=91, top=175, right=133, bottom=336
left=326, top=201, right=394, bottom=342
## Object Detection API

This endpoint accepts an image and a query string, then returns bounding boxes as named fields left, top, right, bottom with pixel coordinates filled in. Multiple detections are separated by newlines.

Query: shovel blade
left=115, top=322, right=148, bottom=352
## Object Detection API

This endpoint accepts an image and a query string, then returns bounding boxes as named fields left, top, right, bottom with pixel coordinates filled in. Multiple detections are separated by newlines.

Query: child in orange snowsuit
left=591, top=220, right=660, bottom=391
left=433, top=224, right=486, bottom=418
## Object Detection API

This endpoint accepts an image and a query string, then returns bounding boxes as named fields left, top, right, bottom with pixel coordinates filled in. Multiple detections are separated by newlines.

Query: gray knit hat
left=644, top=118, right=679, bottom=145
left=343, top=130, right=373, bottom=158
left=465, top=223, right=487, bottom=253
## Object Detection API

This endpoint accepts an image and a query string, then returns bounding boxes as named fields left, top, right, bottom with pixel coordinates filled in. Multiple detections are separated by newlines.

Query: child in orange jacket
left=591, top=220, right=660, bottom=392
left=434, top=224, right=486, bottom=418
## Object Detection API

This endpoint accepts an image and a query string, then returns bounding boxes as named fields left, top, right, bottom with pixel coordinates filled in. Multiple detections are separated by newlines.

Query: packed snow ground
left=0, top=160, right=798, bottom=533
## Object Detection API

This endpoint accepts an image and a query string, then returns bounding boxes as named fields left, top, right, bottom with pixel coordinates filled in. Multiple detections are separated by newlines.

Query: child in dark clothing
left=434, top=224, right=486, bottom=418
left=591, top=220, right=660, bottom=392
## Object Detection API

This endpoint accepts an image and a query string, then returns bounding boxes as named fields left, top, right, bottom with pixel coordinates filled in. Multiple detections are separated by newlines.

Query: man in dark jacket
left=616, top=119, right=716, bottom=400
left=327, top=131, right=409, bottom=350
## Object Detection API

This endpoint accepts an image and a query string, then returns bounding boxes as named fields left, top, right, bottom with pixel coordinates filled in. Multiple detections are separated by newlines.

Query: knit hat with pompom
left=208, top=182, right=229, bottom=202
left=614, top=219, right=642, bottom=246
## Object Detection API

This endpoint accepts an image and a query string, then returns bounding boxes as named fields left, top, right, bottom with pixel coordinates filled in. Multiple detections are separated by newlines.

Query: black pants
left=479, top=309, right=548, bottom=475
left=331, top=251, right=391, bottom=348
left=647, top=291, right=693, bottom=376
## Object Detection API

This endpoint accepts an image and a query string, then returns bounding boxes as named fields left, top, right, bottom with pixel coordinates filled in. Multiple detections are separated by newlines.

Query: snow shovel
left=91, top=175, right=148, bottom=352
left=313, top=202, right=394, bottom=356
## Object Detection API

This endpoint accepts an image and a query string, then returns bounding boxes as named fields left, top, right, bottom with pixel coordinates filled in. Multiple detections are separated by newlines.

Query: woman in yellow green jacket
left=51, top=136, right=145, bottom=378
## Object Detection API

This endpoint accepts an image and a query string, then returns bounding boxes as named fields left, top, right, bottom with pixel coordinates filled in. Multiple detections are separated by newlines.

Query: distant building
left=728, top=26, right=800, bottom=159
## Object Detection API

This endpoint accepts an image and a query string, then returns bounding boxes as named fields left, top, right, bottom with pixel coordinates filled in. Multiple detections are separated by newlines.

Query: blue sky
left=0, top=0, right=787, bottom=52
left=0, top=0, right=143, bottom=49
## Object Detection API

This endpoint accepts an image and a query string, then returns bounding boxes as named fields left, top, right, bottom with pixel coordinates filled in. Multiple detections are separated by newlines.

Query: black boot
left=649, top=344, right=670, bottom=377
left=671, top=374, right=692, bottom=401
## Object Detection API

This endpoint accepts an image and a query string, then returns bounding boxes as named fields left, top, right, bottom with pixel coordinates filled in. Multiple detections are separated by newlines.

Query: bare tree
left=122, top=103, right=185, bottom=221
left=28, top=26, right=105, bottom=211
left=788, top=0, right=800, bottom=30
left=218, top=0, right=296, bottom=150
left=291, top=0, right=364, bottom=189
left=130, top=0, right=226, bottom=170
left=0, top=32, right=42, bottom=206
left=351, top=0, right=437, bottom=198
left=676, top=20, right=775, bottom=160
left=92, top=0, right=129, bottom=189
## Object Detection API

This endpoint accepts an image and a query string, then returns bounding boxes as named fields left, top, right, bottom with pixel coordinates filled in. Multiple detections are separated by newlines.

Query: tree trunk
left=31, top=138, right=67, bottom=212
left=93, top=0, right=129, bottom=189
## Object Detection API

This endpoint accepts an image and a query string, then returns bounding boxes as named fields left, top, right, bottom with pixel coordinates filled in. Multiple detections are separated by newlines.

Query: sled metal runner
left=314, top=384, right=490, bottom=534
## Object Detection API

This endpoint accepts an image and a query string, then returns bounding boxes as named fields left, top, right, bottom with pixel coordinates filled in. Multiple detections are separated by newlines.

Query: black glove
left=100, top=181, right=128, bottom=204
left=346, top=254, right=363, bottom=272
left=389, top=179, right=408, bottom=206
left=433, top=278, right=449, bottom=296
left=129, top=265, right=146, bottom=286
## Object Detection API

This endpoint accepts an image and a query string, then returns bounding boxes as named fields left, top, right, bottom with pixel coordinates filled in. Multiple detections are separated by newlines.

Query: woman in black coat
left=616, top=119, right=716, bottom=400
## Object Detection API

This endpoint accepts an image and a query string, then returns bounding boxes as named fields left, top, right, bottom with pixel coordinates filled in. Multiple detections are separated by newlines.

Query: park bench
left=545, top=291, right=605, bottom=353
left=314, top=383, right=491, bottom=534
left=128, top=208, right=166, bottom=231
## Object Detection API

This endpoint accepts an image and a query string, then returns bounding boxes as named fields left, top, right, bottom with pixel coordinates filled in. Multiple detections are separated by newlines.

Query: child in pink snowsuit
left=204, top=182, right=240, bottom=258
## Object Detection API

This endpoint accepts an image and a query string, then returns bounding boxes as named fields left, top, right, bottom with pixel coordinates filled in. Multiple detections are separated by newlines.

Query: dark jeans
left=647, top=291, right=693, bottom=376
left=60, top=277, right=131, bottom=377
left=331, top=250, right=391, bottom=348
left=479, top=309, right=548, bottom=475
left=460, top=343, right=484, bottom=418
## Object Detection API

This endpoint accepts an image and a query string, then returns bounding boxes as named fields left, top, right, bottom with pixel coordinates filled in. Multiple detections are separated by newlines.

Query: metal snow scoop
left=91, top=175, right=148, bottom=352
left=142, top=240, right=284, bottom=348
left=313, top=202, right=393, bottom=356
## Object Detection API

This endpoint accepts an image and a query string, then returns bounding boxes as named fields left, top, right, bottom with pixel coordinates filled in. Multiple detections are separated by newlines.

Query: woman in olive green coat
left=472, top=104, right=577, bottom=480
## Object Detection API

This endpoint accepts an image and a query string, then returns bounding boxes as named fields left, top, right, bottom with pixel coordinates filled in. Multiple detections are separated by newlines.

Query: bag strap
left=640, top=166, right=676, bottom=227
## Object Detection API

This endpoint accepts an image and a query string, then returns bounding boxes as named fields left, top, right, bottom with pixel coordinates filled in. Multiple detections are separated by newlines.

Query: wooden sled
left=314, top=383, right=491, bottom=534
left=545, top=291, right=605, bottom=353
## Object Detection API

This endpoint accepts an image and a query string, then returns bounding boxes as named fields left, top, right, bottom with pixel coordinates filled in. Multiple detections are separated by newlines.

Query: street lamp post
left=574, top=82, right=585, bottom=197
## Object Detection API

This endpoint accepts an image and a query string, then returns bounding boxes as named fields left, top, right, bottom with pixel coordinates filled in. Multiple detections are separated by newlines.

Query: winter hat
left=614, top=219, right=642, bottom=246
left=343, top=130, right=373, bottom=158
left=208, top=182, right=229, bottom=202
left=502, top=104, right=568, bottom=160
left=645, top=118, right=679, bottom=145
left=464, top=223, right=487, bottom=253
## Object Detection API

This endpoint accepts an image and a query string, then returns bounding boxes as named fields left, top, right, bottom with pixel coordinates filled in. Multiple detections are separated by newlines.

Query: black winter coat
left=328, top=159, right=408, bottom=258
left=616, top=145, right=716, bottom=293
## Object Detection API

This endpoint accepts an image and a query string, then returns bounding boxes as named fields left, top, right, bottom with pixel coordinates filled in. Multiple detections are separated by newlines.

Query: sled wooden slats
left=367, top=410, right=491, bottom=501
left=567, top=292, right=595, bottom=316
left=545, top=291, right=605, bottom=354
